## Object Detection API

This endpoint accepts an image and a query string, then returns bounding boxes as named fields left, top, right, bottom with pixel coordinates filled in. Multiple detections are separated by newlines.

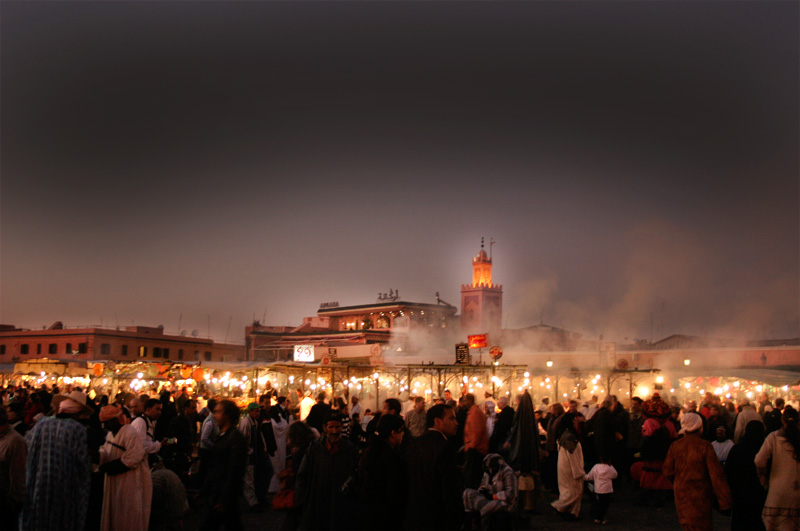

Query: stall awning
left=669, top=367, right=800, bottom=387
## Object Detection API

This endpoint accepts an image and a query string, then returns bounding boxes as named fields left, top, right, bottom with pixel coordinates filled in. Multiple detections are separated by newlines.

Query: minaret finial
left=481, top=236, right=484, bottom=249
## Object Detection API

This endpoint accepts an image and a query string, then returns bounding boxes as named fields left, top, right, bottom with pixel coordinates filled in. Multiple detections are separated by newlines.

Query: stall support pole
left=555, top=375, right=559, bottom=402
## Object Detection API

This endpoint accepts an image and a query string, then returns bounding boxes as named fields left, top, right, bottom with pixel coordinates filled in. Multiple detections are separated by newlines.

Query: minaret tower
left=460, top=238, right=503, bottom=336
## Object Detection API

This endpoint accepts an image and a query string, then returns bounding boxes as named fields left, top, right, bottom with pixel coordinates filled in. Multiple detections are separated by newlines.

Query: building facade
left=0, top=322, right=245, bottom=363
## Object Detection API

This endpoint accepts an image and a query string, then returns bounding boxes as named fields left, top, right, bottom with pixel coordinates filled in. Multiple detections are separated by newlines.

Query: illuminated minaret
left=460, top=238, right=503, bottom=335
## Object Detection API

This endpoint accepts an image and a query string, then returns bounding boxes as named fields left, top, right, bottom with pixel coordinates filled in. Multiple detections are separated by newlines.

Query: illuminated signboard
left=468, top=334, right=487, bottom=349
left=293, top=344, right=315, bottom=363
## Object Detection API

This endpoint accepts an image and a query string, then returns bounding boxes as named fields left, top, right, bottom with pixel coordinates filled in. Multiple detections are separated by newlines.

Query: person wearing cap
left=21, top=391, right=93, bottom=531
left=239, top=402, right=267, bottom=511
left=97, top=405, right=151, bottom=531
left=663, top=412, right=732, bottom=531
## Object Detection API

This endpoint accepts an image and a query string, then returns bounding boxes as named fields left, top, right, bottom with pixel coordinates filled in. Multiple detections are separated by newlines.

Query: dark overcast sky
left=1, top=1, right=798, bottom=344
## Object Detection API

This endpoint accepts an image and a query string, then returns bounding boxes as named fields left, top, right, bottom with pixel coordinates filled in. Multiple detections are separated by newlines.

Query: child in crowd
left=583, top=457, right=617, bottom=525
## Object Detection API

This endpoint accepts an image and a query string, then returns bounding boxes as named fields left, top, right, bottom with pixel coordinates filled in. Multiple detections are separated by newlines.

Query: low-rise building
left=0, top=322, right=245, bottom=363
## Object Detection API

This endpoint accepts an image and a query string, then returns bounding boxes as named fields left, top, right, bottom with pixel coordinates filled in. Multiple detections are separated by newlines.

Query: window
left=178, top=349, right=184, bottom=360
left=162, top=348, right=170, bottom=359
left=78, top=343, right=88, bottom=354
left=138, top=346, right=147, bottom=357
left=153, top=347, right=162, bottom=358
left=0, top=345, right=5, bottom=355
left=65, top=343, right=72, bottom=354
left=204, top=351, right=212, bottom=361
left=36, top=344, right=42, bottom=355
left=100, top=343, right=111, bottom=355
left=20, top=344, right=29, bottom=354
left=121, top=345, right=128, bottom=356
left=48, top=344, right=58, bottom=354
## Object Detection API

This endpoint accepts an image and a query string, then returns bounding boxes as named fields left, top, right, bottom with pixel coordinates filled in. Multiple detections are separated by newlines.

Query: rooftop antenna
left=224, top=316, right=232, bottom=344
left=178, top=313, right=182, bottom=333
left=490, top=237, right=495, bottom=260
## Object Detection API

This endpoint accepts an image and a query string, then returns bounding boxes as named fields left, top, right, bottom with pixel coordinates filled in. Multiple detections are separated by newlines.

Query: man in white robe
left=550, top=435, right=585, bottom=519
left=98, top=406, right=152, bottom=531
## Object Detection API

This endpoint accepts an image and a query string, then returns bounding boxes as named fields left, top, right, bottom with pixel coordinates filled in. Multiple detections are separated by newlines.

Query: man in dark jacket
left=763, top=398, right=784, bottom=434
left=167, top=398, right=197, bottom=483
left=296, top=411, right=359, bottom=531
left=404, top=404, right=461, bottom=531
left=490, top=396, right=515, bottom=454
left=200, top=399, right=247, bottom=531
left=305, top=392, right=331, bottom=434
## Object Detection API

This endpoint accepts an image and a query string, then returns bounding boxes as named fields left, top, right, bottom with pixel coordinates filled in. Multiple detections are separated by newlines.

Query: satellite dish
left=180, top=330, right=187, bottom=336
left=191, top=330, right=199, bottom=337
left=157, top=324, right=164, bottom=330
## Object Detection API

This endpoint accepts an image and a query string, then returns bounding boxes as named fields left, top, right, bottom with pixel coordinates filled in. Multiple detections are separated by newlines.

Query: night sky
left=2, top=1, right=798, bottom=344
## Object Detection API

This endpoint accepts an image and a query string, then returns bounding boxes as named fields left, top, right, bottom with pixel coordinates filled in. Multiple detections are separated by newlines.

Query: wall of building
left=0, top=325, right=245, bottom=363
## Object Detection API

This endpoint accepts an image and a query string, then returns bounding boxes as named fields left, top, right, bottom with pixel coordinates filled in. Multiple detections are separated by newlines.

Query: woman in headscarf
left=663, top=412, right=732, bottom=531
left=755, top=406, right=800, bottom=531
left=507, top=391, right=540, bottom=515
left=726, top=420, right=767, bottom=531
left=632, top=392, right=676, bottom=507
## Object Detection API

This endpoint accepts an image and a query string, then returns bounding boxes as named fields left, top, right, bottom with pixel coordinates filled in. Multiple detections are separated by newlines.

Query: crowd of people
left=0, top=381, right=798, bottom=531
